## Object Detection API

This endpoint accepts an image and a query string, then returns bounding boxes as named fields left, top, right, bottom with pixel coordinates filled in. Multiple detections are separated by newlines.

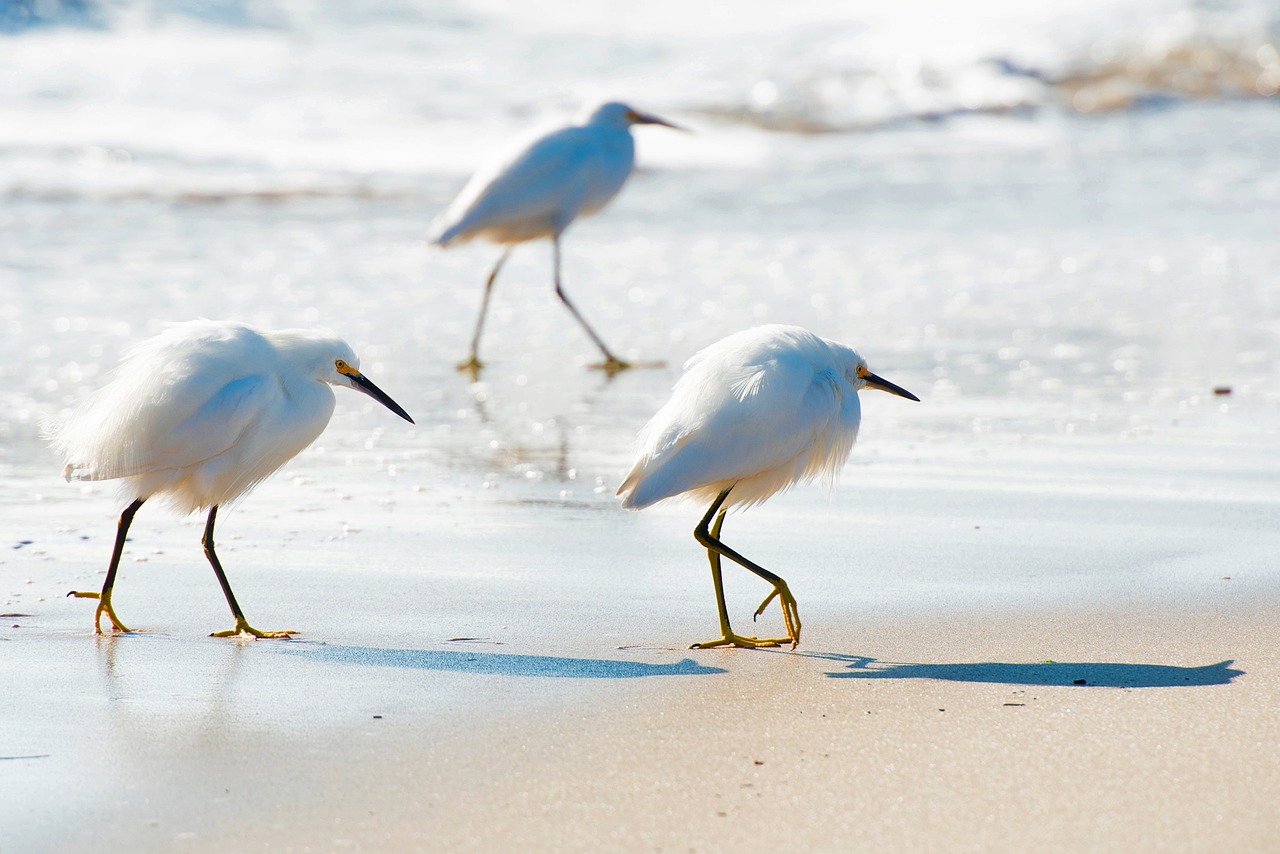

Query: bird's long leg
left=551, top=236, right=631, bottom=376
left=695, top=507, right=746, bottom=645
left=68, top=497, right=145, bottom=634
left=457, top=246, right=512, bottom=376
left=203, top=506, right=294, bottom=639
left=690, top=488, right=802, bottom=650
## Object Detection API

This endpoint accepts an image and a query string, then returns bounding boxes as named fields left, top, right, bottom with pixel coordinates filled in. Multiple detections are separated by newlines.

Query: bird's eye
left=335, top=359, right=347, bottom=370
left=855, top=364, right=869, bottom=378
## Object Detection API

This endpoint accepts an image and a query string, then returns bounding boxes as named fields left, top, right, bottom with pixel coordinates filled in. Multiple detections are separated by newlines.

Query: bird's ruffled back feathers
left=47, top=322, right=279, bottom=499
left=617, top=327, right=858, bottom=510
left=429, top=124, right=608, bottom=246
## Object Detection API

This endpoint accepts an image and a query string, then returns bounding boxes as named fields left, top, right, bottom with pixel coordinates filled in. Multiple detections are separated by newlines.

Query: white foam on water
left=3, top=0, right=1278, bottom=198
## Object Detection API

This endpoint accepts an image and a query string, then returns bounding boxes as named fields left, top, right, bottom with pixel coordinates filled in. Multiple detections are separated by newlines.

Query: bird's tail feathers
left=427, top=215, right=470, bottom=247
left=62, top=462, right=92, bottom=482
left=616, top=434, right=711, bottom=511
left=615, top=468, right=646, bottom=509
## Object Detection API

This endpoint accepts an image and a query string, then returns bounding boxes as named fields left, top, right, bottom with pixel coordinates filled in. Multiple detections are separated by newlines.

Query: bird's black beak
left=628, top=108, right=690, bottom=132
left=348, top=372, right=415, bottom=423
left=863, top=371, right=920, bottom=402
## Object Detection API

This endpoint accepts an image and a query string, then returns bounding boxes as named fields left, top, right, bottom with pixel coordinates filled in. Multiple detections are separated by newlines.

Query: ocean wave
left=0, top=143, right=444, bottom=202
left=2, top=0, right=1277, bottom=204
left=1, top=0, right=103, bottom=32
left=2, top=183, right=419, bottom=203
left=688, top=22, right=1280, bottom=133
left=0, top=0, right=470, bottom=32
left=1058, top=39, right=1280, bottom=112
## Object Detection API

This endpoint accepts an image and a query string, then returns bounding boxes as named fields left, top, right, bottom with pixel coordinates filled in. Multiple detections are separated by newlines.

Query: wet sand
left=262, top=604, right=1279, bottom=854
left=5, top=434, right=1279, bottom=853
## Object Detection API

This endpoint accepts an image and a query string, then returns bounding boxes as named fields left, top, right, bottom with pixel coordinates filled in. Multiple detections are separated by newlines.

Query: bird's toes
left=455, top=358, right=484, bottom=379
left=591, top=357, right=633, bottom=377
left=691, top=633, right=784, bottom=650
left=595, top=357, right=667, bottom=376
left=212, top=616, right=297, bottom=639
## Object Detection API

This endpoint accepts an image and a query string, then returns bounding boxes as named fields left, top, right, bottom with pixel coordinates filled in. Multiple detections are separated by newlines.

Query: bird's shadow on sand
left=274, top=643, right=726, bottom=679
left=804, top=652, right=1242, bottom=688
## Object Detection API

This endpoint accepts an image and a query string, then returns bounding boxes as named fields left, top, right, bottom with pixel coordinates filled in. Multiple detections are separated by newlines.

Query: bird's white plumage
left=429, top=101, right=684, bottom=371
left=618, top=324, right=917, bottom=649
left=47, top=320, right=364, bottom=515
left=617, top=325, right=872, bottom=511
left=50, top=319, right=413, bottom=638
left=429, top=102, right=645, bottom=247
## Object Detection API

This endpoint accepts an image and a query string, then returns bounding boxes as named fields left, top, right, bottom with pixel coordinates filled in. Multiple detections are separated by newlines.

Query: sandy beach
left=6, top=429, right=1280, bottom=852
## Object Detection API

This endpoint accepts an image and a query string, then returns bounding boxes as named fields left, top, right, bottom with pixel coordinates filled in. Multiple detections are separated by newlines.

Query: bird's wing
left=431, top=126, right=601, bottom=243
left=56, top=323, right=283, bottom=481
left=136, top=373, right=279, bottom=475
left=619, top=354, right=847, bottom=509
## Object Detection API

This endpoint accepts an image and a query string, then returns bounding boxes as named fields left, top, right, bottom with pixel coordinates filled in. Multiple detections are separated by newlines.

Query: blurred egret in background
left=429, top=101, right=685, bottom=376
left=47, top=320, right=415, bottom=638
left=617, top=324, right=919, bottom=649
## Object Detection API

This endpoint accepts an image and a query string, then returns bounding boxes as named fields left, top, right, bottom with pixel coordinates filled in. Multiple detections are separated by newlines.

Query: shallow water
left=3, top=1, right=1279, bottom=571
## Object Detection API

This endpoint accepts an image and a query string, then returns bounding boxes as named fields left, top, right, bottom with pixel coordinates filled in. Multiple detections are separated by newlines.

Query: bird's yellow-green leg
left=457, top=247, right=511, bottom=376
left=690, top=489, right=801, bottom=649
left=67, top=589, right=133, bottom=634
left=752, top=581, right=801, bottom=647
left=691, top=509, right=781, bottom=649
left=202, top=506, right=295, bottom=640
left=68, top=498, right=145, bottom=634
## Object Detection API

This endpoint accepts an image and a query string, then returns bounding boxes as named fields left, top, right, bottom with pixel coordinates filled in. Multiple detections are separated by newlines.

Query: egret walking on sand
left=617, top=324, right=919, bottom=649
left=429, top=101, right=685, bottom=375
left=47, top=320, right=415, bottom=638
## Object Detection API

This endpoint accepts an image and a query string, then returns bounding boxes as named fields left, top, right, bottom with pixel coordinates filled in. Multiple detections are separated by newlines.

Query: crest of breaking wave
left=1, top=0, right=1277, bottom=200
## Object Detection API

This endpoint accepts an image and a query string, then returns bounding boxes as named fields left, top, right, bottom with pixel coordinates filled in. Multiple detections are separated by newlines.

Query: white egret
left=429, top=101, right=685, bottom=375
left=617, top=324, right=919, bottom=649
left=47, top=320, right=415, bottom=638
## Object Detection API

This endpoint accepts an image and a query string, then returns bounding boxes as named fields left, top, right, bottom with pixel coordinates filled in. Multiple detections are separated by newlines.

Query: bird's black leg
left=68, top=497, right=145, bottom=634
left=550, top=236, right=631, bottom=375
left=690, top=488, right=802, bottom=649
left=458, top=247, right=512, bottom=376
left=204, top=505, right=294, bottom=639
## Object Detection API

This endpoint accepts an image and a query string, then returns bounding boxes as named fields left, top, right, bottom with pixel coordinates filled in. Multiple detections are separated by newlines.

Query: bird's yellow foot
left=590, top=356, right=633, bottom=377
left=211, top=617, right=295, bottom=639
left=67, top=590, right=132, bottom=634
left=691, top=632, right=791, bottom=649
left=455, top=357, right=484, bottom=378
left=753, top=583, right=802, bottom=649
left=592, top=357, right=668, bottom=376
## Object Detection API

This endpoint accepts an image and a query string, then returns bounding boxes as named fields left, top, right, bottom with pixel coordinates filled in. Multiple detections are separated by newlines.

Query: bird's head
left=849, top=357, right=920, bottom=402
left=586, top=101, right=687, bottom=132
left=331, top=356, right=415, bottom=423
left=265, top=329, right=417, bottom=423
